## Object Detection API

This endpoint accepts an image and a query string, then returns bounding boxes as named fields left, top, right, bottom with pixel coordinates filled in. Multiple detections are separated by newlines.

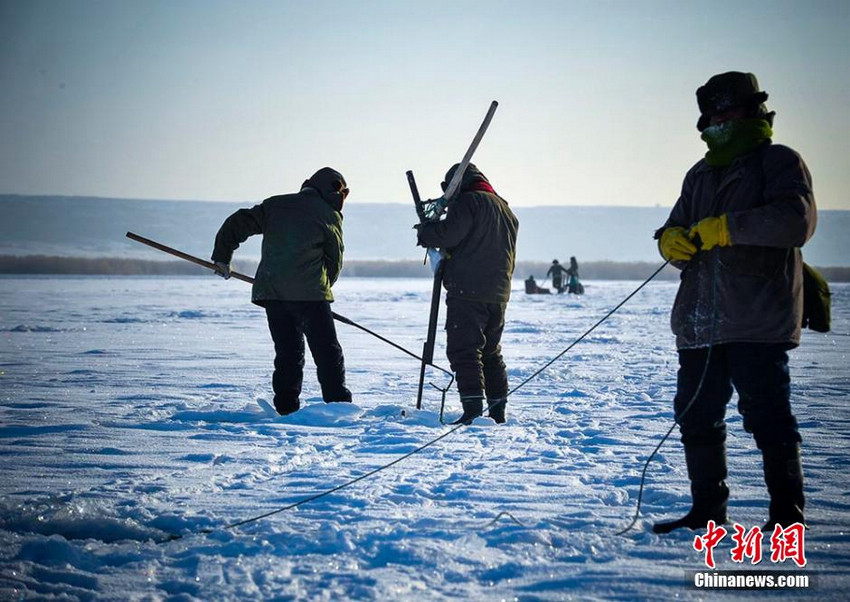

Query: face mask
left=700, top=118, right=773, bottom=167
left=701, top=120, right=740, bottom=146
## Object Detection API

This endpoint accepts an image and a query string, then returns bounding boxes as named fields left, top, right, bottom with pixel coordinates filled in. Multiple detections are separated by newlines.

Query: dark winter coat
left=417, top=176, right=518, bottom=304
left=212, top=177, right=344, bottom=305
left=658, top=142, right=816, bottom=349
left=546, top=263, right=568, bottom=280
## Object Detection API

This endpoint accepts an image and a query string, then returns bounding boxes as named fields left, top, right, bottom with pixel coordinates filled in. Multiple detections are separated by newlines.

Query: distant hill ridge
left=1, top=194, right=847, bottom=267
left=3, top=255, right=849, bottom=281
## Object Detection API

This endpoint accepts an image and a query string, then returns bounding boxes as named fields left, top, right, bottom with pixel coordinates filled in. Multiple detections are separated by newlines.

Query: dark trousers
left=675, top=343, right=801, bottom=449
left=445, top=297, right=509, bottom=399
left=264, top=300, right=351, bottom=410
left=552, top=275, right=564, bottom=293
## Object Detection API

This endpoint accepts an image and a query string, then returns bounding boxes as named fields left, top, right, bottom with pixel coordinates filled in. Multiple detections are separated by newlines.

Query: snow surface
left=0, top=275, right=847, bottom=600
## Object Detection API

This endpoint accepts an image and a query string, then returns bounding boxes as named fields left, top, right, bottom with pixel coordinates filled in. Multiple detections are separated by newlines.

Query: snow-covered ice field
left=1, top=275, right=847, bottom=600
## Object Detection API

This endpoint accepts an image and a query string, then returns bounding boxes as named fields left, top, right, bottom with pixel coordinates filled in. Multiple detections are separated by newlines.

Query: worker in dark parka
left=212, top=167, right=352, bottom=416
left=653, top=73, right=816, bottom=534
left=546, top=260, right=568, bottom=293
left=416, top=164, right=519, bottom=424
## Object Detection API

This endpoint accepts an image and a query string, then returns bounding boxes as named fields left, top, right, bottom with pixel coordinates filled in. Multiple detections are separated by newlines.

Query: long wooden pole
left=126, top=231, right=255, bottom=284
left=125, top=231, right=452, bottom=375
left=407, top=101, right=499, bottom=408
left=406, top=173, right=448, bottom=410
left=441, top=100, right=498, bottom=203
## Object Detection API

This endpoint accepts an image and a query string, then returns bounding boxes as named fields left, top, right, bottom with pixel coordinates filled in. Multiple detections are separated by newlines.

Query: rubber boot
left=488, top=397, right=507, bottom=424
left=762, top=442, right=806, bottom=531
left=452, top=396, right=484, bottom=425
left=653, top=443, right=729, bottom=534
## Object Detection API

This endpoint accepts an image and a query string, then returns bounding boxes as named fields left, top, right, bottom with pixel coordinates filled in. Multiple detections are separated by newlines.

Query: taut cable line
left=125, top=232, right=452, bottom=378
left=507, top=261, right=670, bottom=397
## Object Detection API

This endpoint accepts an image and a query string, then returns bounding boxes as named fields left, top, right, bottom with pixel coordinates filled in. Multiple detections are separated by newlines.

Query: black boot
left=762, top=443, right=806, bottom=531
left=274, top=397, right=300, bottom=416
left=452, top=396, right=484, bottom=425
left=323, top=386, right=353, bottom=404
left=488, top=397, right=507, bottom=424
left=653, top=443, right=729, bottom=534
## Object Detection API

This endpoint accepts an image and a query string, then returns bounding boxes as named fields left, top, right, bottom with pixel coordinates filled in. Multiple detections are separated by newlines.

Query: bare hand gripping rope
left=125, top=231, right=452, bottom=377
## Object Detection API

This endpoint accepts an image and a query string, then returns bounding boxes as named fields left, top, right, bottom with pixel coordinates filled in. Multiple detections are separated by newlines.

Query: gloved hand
left=659, top=226, right=698, bottom=262
left=214, top=261, right=231, bottom=279
left=689, top=214, right=731, bottom=251
left=419, top=197, right=448, bottom=222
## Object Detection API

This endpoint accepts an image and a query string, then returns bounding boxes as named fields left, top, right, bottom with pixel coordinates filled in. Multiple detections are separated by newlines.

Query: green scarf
left=701, top=118, right=773, bottom=167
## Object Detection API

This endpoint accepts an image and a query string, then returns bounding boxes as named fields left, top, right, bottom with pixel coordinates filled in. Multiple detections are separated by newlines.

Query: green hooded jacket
left=212, top=168, right=346, bottom=305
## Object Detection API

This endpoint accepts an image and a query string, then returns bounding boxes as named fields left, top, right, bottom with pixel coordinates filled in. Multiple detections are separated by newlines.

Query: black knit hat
left=696, top=71, right=773, bottom=131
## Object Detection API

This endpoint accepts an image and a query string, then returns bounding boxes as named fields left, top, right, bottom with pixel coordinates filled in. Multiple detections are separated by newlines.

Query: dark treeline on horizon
left=1, top=255, right=849, bottom=282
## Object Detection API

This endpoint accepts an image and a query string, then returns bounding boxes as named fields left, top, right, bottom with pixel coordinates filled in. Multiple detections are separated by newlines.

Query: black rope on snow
left=156, top=262, right=671, bottom=545
left=616, top=253, right=720, bottom=536
left=333, top=313, right=453, bottom=378
left=507, top=261, right=671, bottom=397
left=157, top=420, right=473, bottom=544
left=485, top=511, right=527, bottom=528
left=437, top=261, right=671, bottom=425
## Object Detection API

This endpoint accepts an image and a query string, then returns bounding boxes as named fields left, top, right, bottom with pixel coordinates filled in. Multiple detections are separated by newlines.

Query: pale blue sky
left=1, top=0, right=848, bottom=208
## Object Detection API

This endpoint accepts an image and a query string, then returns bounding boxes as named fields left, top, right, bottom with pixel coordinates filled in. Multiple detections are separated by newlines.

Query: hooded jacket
left=417, top=165, right=519, bottom=304
left=658, top=143, right=816, bottom=349
left=212, top=168, right=346, bottom=304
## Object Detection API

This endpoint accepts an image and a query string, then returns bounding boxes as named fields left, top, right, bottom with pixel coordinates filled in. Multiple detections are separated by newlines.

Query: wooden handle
left=125, top=231, right=255, bottom=284
left=442, top=100, right=498, bottom=201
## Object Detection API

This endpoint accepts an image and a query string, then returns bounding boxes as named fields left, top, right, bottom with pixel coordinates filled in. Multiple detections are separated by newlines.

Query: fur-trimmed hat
left=696, top=71, right=774, bottom=131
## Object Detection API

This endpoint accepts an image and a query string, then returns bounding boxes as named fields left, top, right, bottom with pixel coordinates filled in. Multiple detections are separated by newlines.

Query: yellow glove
left=689, top=214, right=731, bottom=251
left=660, top=226, right=698, bottom=262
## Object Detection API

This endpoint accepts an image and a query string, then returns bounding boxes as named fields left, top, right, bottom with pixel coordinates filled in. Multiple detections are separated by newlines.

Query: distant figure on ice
left=525, top=275, right=551, bottom=295
left=566, top=256, right=583, bottom=295
left=546, top=259, right=568, bottom=293
left=415, top=163, right=519, bottom=424
left=211, top=167, right=352, bottom=416
left=652, top=72, right=817, bottom=534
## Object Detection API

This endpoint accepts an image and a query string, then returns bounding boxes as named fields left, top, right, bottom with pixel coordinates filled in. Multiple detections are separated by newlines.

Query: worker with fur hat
left=653, top=73, right=817, bottom=534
